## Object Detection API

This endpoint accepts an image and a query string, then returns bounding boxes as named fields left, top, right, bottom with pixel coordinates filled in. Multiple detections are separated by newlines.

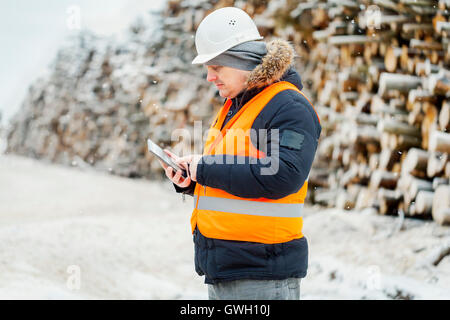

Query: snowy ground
left=0, top=154, right=449, bottom=300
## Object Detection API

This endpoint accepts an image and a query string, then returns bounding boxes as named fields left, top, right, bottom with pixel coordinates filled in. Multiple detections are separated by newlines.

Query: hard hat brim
left=191, top=52, right=224, bottom=65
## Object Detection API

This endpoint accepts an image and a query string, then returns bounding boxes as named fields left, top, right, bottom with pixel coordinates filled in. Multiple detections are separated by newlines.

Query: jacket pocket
left=214, top=239, right=270, bottom=274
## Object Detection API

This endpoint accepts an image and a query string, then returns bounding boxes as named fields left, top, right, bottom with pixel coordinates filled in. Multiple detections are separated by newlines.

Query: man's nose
left=206, top=70, right=217, bottom=82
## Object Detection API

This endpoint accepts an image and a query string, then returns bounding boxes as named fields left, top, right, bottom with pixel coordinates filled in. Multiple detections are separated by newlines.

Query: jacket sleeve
left=173, top=181, right=196, bottom=196
left=196, top=91, right=321, bottom=199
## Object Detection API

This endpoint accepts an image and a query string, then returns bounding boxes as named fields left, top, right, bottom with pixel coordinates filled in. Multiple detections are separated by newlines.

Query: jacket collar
left=230, top=66, right=303, bottom=109
left=246, top=39, right=296, bottom=90
left=228, top=39, right=302, bottom=109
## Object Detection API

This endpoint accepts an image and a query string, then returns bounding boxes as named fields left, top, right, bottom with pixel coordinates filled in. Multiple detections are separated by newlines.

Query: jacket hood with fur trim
left=246, top=39, right=300, bottom=90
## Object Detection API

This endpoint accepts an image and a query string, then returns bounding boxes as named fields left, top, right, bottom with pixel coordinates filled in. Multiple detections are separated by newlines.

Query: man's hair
left=205, top=41, right=267, bottom=71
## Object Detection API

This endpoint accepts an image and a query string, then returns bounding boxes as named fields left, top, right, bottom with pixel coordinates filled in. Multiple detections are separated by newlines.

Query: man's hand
left=175, top=153, right=203, bottom=182
left=158, top=149, right=192, bottom=188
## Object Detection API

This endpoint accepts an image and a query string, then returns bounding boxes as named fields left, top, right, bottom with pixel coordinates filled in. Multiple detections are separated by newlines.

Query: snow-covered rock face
left=5, top=0, right=221, bottom=179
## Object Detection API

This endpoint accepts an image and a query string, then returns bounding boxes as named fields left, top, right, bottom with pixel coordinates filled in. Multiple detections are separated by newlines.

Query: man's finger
left=163, top=149, right=179, bottom=161
left=165, top=166, right=173, bottom=178
left=158, top=160, right=168, bottom=170
left=173, top=167, right=183, bottom=182
left=179, top=176, right=191, bottom=187
left=175, top=155, right=193, bottom=165
left=177, top=161, right=189, bottom=171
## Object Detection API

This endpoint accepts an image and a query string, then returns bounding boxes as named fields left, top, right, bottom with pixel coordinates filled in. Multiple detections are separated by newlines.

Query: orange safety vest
left=191, top=81, right=319, bottom=244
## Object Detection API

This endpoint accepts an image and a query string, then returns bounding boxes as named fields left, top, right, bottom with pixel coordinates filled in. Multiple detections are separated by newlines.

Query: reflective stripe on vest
left=195, top=195, right=303, bottom=218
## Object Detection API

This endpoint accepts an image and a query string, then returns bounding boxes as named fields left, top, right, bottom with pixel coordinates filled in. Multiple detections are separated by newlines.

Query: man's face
left=206, top=65, right=251, bottom=99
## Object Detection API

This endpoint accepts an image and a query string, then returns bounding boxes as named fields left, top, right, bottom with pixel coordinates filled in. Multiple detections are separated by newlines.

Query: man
left=159, top=7, right=321, bottom=300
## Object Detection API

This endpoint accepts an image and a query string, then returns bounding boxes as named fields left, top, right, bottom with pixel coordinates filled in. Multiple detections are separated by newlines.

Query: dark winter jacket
left=174, top=39, right=321, bottom=284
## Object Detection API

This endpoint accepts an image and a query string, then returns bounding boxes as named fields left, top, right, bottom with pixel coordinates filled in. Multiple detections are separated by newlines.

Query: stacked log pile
left=261, top=0, right=449, bottom=224
left=5, top=1, right=221, bottom=178
left=4, top=0, right=450, bottom=224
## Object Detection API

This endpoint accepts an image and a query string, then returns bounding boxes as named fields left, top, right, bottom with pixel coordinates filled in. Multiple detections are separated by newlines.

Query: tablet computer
left=147, top=138, right=187, bottom=178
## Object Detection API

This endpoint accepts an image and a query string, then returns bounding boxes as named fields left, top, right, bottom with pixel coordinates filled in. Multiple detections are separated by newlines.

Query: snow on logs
left=294, top=0, right=450, bottom=224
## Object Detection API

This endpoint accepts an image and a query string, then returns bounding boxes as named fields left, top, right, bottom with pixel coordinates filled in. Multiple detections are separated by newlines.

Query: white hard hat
left=192, top=7, right=263, bottom=65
